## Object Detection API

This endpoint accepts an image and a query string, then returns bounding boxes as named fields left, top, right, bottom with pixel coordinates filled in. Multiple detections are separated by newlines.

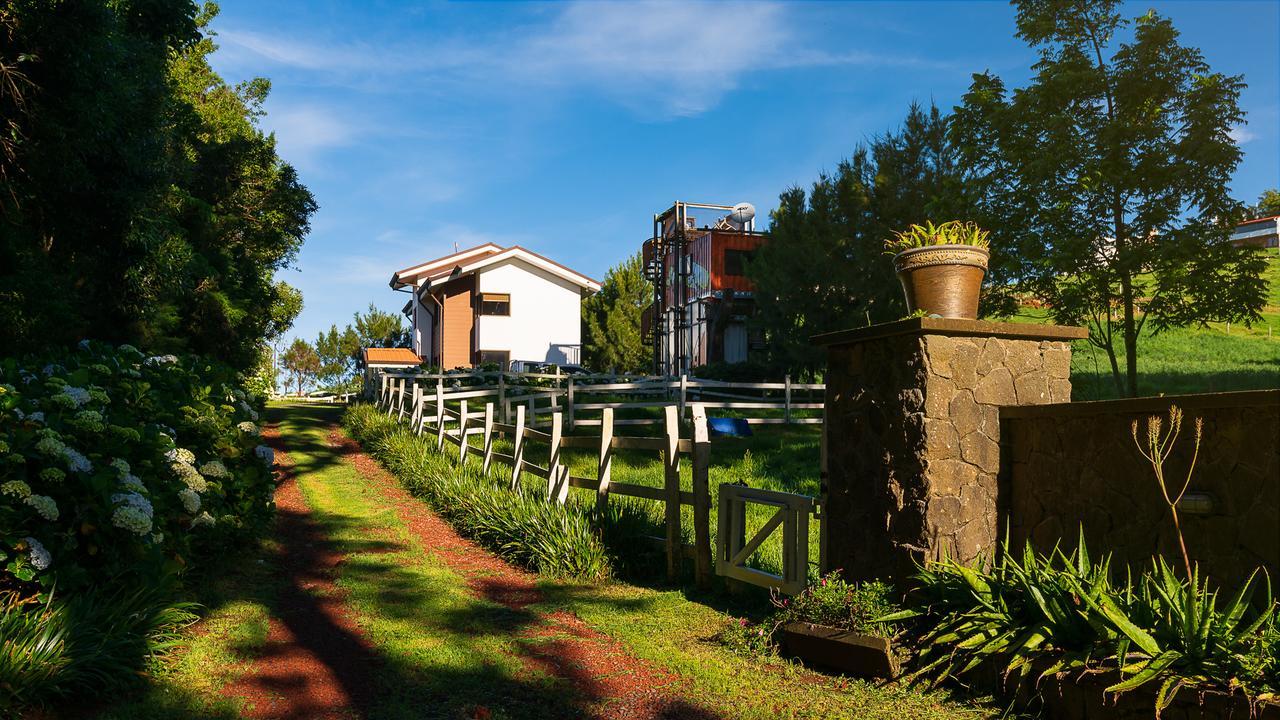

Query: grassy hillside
left=1021, top=255, right=1280, bottom=400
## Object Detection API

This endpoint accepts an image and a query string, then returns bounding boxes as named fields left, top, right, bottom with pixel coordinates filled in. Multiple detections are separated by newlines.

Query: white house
left=389, top=244, right=601, bottom=370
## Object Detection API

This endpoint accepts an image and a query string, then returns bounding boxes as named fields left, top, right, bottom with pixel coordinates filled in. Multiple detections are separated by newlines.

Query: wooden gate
left=716, top=483, right=814, bottom=595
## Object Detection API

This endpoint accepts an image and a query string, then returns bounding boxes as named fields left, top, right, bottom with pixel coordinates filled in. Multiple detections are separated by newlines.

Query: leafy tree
left=280, top=338, right=320, bottom=396
left=311, top=304, right=410, bottom=390
left=0, top=2, right=315, bottom=372
left=582, top=253, right=650, bottom=373
left=952, top=1, right=1268, bottom=397
left=1252, top=189, right=1280, bottom=217
left=750, top=102, right=974, bottom=376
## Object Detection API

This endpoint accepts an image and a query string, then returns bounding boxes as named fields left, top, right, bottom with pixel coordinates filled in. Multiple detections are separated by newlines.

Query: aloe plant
left=884, top=220, right=991, bottom=254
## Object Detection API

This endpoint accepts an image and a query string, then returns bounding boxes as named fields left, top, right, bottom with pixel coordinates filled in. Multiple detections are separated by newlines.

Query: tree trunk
left=1119, top=274, right=1139, bottom=397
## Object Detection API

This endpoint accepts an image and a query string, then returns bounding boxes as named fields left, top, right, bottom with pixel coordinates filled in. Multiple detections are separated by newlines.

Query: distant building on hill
left=389, top=244, right=600, bottom=371
left=1230, top=215, right=1280, bottom=250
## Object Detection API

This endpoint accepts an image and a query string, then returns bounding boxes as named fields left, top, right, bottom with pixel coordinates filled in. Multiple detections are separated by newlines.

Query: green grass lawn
left=1015, top=255, right=1280, bottom=400
left=99, top=403, right=986, bottom=719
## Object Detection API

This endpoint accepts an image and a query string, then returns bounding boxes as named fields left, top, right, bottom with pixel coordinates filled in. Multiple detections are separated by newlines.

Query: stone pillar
left=813, top=318, right=1088, bottom=582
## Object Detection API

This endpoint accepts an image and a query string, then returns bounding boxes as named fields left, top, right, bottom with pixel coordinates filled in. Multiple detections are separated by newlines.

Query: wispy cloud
left=1229, top=125, right=1256, bottom=144
left=215, top=1, right=944, bottom=118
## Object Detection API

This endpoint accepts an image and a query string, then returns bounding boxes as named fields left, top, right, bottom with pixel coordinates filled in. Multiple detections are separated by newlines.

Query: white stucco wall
left=412, top=286, right=435, bottom=362
left=476, top=259, right=583, bottom=364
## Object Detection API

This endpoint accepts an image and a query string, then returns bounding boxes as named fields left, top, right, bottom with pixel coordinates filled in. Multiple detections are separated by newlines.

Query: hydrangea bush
left=0, top=342, right=276, bottom=593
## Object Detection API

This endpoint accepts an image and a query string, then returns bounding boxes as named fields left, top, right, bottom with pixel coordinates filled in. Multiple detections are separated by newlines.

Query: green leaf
left=1105, top=650, right=1182, bottom=693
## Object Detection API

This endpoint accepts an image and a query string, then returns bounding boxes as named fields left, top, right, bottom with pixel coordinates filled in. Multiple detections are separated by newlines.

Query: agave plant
left=884, top=220, right=991, bottom=255
left=880, top=532, right=1114, bottom=687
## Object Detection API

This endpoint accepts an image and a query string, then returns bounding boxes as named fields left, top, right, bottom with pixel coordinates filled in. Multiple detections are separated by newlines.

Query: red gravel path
left=221, top=423, right=379, bottom=720
left=325, top=427, right=721, bottom=720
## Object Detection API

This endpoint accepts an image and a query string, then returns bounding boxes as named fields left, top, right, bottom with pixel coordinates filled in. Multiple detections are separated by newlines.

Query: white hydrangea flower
left=2, top=480, right=31, bottom=498
left=35, top=436, right=64, bottom=457
left=118, top=474, right=147, bottom=493
left=178, top=487, right=201, bottom=513
left=63, top=448, right=92, bottom=474
left=254, top=445, right=275, bottom=466
left=27, top=411, right=44, bottom=424
left=39, top=467, right=65, bottom=483
left=170, top=462, right=208, bottom=493
left=189, top=511, right=216, bottom=529
left=165, top=448, right=196, bottom=465
left=110, top=458, right=131, bottom=475
left=236, top=421, right=260, bottom=435
left=198, top=460, right=229, bottom=479
left=150, top=531, right=164, bottom=544
left=111, top=492, right=154, bottom=535
left=72, top=410, right=104, bottom=432
left=144, top=355, right=178, bottom=366
left=25, top=495, right=58, bottom=521
left=24, top=537, right=51, bottom=570
left=59, top=386, right=91, bottom=407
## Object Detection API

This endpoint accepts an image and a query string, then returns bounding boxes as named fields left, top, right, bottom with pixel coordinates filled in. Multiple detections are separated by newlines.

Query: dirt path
left=325, top=427, right=719, bottom=720
left=221, top=423, right=379, bottom=720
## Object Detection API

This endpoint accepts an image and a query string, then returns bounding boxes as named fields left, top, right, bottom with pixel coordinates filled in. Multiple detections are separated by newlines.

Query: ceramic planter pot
left=781, top=622, right=898, bottom=678
left=892, top=244, right=989, bottom=320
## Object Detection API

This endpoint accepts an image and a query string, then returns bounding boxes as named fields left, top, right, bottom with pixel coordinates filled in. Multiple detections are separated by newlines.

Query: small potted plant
left=885, top=220, right=990, bottom=319
left=777, top=572, right=900, bottom=678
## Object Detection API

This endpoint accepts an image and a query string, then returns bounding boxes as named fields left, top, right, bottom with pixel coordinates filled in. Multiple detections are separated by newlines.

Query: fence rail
left=376, top=381, right=716, bottom=588
left=370, top=369, right=824, bottom=430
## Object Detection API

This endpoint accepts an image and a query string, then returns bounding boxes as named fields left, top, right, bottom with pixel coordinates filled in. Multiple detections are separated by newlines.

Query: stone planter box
left=780, top=622, right=898, bottom=679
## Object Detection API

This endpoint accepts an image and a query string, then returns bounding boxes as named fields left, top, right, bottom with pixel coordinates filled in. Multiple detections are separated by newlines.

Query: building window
left=478, top=350, right=510, bottom=368
left=479, top=292, right=510, bottom=316
left=724, top=249, right=754, bottom=277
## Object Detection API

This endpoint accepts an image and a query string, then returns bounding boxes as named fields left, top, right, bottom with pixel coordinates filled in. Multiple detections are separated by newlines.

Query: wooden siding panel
left=440, top=276, right=475, bottom=369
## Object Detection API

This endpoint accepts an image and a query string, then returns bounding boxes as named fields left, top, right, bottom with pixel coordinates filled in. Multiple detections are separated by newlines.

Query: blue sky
left=206, top=0, right=1280, bottom=349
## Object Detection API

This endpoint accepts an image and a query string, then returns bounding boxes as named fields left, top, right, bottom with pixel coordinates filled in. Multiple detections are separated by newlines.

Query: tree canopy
left=314, top=304, right=412, bottom=390
left=0, top=1, right=314, bottom=371
left=748, top=102, right=975, bottom=376
left=951, top=0, right=1267, bottom=397
left=582, top=253, right=651, bottom=373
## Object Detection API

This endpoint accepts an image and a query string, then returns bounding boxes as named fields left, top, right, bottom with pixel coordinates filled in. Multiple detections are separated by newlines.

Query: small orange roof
left=363, top=347, right=421, bottom=365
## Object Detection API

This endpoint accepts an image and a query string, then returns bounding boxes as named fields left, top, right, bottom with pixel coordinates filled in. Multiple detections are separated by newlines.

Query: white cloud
left=264, top=104, right=357, bottom=163
left=1229, top=125, right=1256, bottom=144
left=215, top=1, right=943, bottom=118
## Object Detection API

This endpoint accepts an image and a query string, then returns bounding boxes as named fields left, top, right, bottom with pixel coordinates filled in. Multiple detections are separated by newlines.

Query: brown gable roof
left=363, top=348, right=421, bottom=365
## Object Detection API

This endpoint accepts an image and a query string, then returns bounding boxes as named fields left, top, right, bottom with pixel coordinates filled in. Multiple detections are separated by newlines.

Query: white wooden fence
left=375, top=375, right=716, bottom=588
left=370, top=370, right=824, bottom=430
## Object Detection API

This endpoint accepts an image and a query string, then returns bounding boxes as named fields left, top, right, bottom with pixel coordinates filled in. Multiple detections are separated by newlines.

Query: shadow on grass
left=102, top=401, right=728, bottom=720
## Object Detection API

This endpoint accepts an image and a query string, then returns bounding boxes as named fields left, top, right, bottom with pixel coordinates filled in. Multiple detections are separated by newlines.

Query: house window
left=478, top=350, right=510, bottom=368
left=479, top=292, right=510, bottom=316
left=724, top=249, right=754, bottom=277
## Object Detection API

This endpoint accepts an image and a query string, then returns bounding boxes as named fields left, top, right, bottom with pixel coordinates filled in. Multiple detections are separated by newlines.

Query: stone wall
left=817, top=318, right=1086, bottom=582
left=1001, top=390, right=1280, bottom=587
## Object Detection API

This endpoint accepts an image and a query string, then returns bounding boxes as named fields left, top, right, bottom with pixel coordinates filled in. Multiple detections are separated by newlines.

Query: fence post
left=457, top=400, right=469, bottom=464
left=482, top=403, right=495, bottom=475
left=566, top=378, right=575, bottom=430
left=397, top=377, right=408, bottom=419
left=498, top=373, right=507, bottom=423
left=411, top=382, right=423, bottom=428
left=784, top=374, right=792, bottom=425
left=663, top=405, right=682, bottom=583
left=510, top=404, right=525, bottom=490
left=596, top=407, right=613, bottom=514
left=435, top=381, right=445, bottom=448
left=690, top=403, right=713, bottom=590
left=379, top=374, right=389, bottom=409
left=548, top=412, right=567, bottom=504
left=526, top=396, right=535, bottom=428
left=679, top=374, right=688, bottom=419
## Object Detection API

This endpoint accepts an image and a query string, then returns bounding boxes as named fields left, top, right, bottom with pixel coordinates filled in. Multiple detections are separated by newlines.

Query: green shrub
left=717, top=571, right=901, bottom=657
left=0, top=583, right=196, bottom=711
left=886, top=536, right=1279, bottom=708
left=343, top=403, right=655, bottom=581
left=1, top=342, right=275, bottom=594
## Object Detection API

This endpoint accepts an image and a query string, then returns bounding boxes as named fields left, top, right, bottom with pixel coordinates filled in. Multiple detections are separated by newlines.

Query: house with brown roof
left=1230, top=215, right=1280, bottom=250
left=389, top=244, right=601, bottom=370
